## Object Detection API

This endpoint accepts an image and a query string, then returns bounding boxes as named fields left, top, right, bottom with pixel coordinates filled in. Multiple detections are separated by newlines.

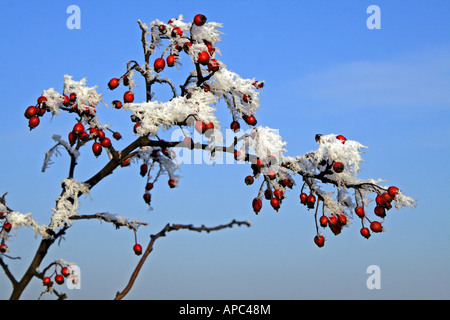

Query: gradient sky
left=0, top=0, right=449, bottom=300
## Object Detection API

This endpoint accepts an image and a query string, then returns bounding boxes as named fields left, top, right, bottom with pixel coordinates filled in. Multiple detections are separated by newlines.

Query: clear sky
left=0, top=0, right=449, bottom=300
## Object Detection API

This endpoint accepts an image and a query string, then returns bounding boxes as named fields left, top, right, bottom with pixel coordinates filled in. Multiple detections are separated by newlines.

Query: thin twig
left=114, top=219, right=251, bottom=300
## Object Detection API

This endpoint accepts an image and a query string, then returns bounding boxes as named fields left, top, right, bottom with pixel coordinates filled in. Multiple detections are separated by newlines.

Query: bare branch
left=114, top=219, right=251, bottom=300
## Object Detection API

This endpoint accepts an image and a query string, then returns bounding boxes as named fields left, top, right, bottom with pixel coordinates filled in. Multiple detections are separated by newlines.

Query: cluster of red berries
left=1, top=211, right=12, bottom=254
left=138, top=148, right=178, bottom=206
left=247, top=158, right=294, bottom=214
left=312, top=185, right=400, bottom=248
left=42, top=265, right=71, bottom=287
left=354, top=186, right=399, bottom=239
left=152, top=14, right=219, bottom=75
left=24, top=96, right=50, bottom=130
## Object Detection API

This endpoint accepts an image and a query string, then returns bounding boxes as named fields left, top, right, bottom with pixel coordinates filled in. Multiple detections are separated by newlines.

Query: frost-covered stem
left=70, top=213, right=148, bottom=229
left=114, top=219, right=251, bottom=300
left=148, top=77, right=177, bottom=99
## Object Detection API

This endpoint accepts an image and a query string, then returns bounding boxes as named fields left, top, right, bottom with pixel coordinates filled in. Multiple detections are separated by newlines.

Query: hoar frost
left=48, top=178, right=90, bottom=232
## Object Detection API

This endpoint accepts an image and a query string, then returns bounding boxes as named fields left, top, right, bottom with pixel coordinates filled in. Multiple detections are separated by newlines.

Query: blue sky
left=0, top=0, right=449, bottom=300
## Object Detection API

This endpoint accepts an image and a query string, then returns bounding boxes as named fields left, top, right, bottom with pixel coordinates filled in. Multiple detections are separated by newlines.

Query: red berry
left=28, top=116, right=40, bottom=129
left=201, top=83, right=210, bottom=92
left=37, top=96, right=47, bottom=104
left=354, top=206, right=365, bottom=218
left=69, top=93, right=77, bottom=102
left=73, top=122, right=85, bottom=135
left=207, top=59, right=219, bottom=72
left=252, top=198, right=262, bottom=214
left=168, top=179, right=177, bottom=188
left=62, top=95, right=70, bottom=106
left=101, top=137, right=112, bottom=148
left=375, top=194, right=388, bottom=207
left=374, top=205, right=386, bottom=218
left=388, top=186, right=399, bottom=198
left=108, top=78, right=119, bottom=90
left=183, top=42, right=192, bottom=53
left=273, top=189, right=284, bottom=200
left=195, top=121, right=207, bottom=134
left=121, top=158, right=131, bottom=167
left=253, top=81, right=264, bottom=89
left=360, top=227, right=371, bottom=239
left=336, top=135, right=346, bottom=144
left=338, top=214, right=347, bottom=225
left=167, top=55, right=176, bottom=67
left=143, top=193, right=151, bottom=204
left=266, top=169, right=276, bottom=180
left=24, top=106, right=37, bottom=119
left=171, top=27, right=183, bottom=37
left=230, top=121, right=240, bottom=132
left=61, top=267, right=71, bottom=277
left=133, top=244, right=142, bottom=255
left=0, top=243, right=7, bottom=253
left=89, top=127, right=98, bottom=138
left=370, top=221, right=383, bottom=233
left=264, top=189, right=273, bottom=200
left=328, top=215, right=338, bottom=227
left=242, top=94, right=251, bottom=103
left=68, top=132, right=77, bottom=146
left=333, top=162, right=344, bottom=173
left=80, top=131, right=90, bottom=142
left=154, top=58, right=166, bottom=73
left=197, top=51, right=210, bottom=65
left=133, top=123, right=142, bottom=134
left=243, top=115, right=257, bottom=126
left=92, top=142, right=102, bottom=157
left=319, top=216, right=328, bottom=228
left=183, top=137, right=194, bottom=149
left=300, top=193, right=308, bottom=204
left=158, top=25, right=166, bottom=34
left=112, top=100, right=123, bottom=109
left=113, top=132, right=122, bottom=140
left=42, top=277, right=52, bottom=286
left=193, top=14, right=207, bottom=26
left=307, top=195, right=316, bottom=209
left=270, top=198, right=280, bottom=211
left=55, top=274, right=64, bottom=285
left=205, top=121, right=214, bottom=131
left=145, top=182, right=153, bottom=191
left=140, top=164, right=148, bottom=177
left=314, top=235, right=325, bottom=248
left=244, top=175, right=254, bottom=185
left=124, top=91, right=134, bottom=103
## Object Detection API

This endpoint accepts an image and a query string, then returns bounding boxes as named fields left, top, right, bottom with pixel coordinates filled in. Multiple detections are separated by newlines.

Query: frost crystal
left=124, top=87, right=219, bottom=136
left=48, top=178, right=90, bottom=232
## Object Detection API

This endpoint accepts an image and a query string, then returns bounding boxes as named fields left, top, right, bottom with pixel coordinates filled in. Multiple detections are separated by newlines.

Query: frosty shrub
left=1, top=13, right=415, bottom=300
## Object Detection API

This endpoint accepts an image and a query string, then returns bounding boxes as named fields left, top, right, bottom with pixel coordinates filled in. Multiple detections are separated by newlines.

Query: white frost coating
left=210, top=65, right=261, bottom=117
left=314, top=134, right=368, bottom=175
left=41, top=88, right=64, bottom=116
left=0, top=211, right=48, bottom=239
left=48, top=178, right=90, bottom=232
left=191, top=21, right=224, bottom=50
left=63, top=75, right=104, bottom=108
left=124, top=87, right=219, bottom=136
left=382, top=188, right=416, bottom=209
left=249, top=126, right=287, bottom=163
left=97, top=212, right=146, bottom=229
